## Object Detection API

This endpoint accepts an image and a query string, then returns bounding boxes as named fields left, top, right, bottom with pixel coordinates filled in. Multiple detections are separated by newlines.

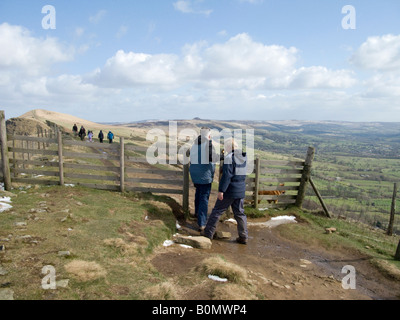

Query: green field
left=249, top=121, right=400, bottom=234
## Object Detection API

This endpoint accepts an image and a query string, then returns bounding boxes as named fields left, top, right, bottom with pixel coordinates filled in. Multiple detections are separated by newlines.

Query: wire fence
left=303, top=177, right=399, bottom=235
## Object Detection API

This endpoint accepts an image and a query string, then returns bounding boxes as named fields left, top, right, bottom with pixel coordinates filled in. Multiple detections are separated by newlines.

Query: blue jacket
left=189, top=137, right=216, bottom=185
left=219, top=151, right=247, bottom=199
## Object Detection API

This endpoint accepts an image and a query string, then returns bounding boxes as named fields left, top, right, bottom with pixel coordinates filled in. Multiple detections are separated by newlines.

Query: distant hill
left=20, top=109, right=106, bottom=131
left=11, top=109, right=400, bottom=158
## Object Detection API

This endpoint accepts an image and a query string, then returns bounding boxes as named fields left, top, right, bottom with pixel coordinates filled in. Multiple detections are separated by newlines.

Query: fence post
left=395, top=240, right=400, bottom=261
left=253, top=157, right=260, bottom=209
left=183, top=163, right=190, bottom=216
left=57, top=130, right=64, bottom=186
left=12, top=135, right=16, bottom=177
left=387, top=183, right=397, bottom=236
left=120, top=137, right=125, bottom=193
left=296, top=147, right=315, bottom=208
left=309, top=177, right=331, bottom=218
left=37, top=126, right=41, bottom=150
left=0, top=111, right=11, bottom=191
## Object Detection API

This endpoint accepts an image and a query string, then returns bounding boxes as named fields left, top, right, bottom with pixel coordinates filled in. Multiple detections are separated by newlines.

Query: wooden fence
left=0, top=111, right=317, bottom=215
left=244, top=147, right=314, bottom=209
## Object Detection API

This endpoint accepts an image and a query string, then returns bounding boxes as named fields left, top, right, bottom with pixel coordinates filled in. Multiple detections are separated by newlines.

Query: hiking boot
left=236, top=237, right=247, bottom=245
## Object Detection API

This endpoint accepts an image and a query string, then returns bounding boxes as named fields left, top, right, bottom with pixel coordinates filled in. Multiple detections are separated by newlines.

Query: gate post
left=120, top=137, right=125, bottom=193
left=0, top=111, right=11, bottom=191
left=395, top=239, right=400, bottom=261
left=183, top=163, right=190, bottom=216
left=387, top=183, right=397, bottom=236
left=253, top=157, right=260, bottom=209
left=295, top=147, right=315, bottom=208
left=57, top=130, right=64, bottom=186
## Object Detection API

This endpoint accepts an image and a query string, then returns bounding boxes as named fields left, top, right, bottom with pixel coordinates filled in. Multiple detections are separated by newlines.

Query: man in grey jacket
left=203, top=138, right=248, bottom=244
left=189, top=128, right=217, bottom=231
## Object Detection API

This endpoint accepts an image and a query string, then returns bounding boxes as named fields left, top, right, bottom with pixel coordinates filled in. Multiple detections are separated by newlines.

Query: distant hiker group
left=73, top=124, right=114, bottom=144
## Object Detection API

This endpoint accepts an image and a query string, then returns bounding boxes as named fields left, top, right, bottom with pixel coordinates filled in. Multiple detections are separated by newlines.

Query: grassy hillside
left=1, top=185, right=399, bottom=300
left=0, top=186, right=177, bottom=300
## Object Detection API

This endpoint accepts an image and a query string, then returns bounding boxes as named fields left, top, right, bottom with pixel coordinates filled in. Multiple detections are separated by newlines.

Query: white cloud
left=0, top=23, right=73, bottom=76
left=217, top=30, right=228, bottom=37
left=351, top=34, right=400, bottom=100
left=89, top=10, right=107, bottom=24
left=351, top=34, right=400, bottom=71
left=4, top=23, right=391, bottom=122
left=288, top=67, right=357, bottom=89
left=361, top=74, right=400, bottom=98
left=87, top=33, right=356, bottom=92
left=116, top=25, right=128, bottom=39
left=90, top=50, right=179, bottom=87
left=75, top=27, right=84, bottom=37
left=173, top=1, right=213, bottom=16
left=202, top=33, right=298, bottom=80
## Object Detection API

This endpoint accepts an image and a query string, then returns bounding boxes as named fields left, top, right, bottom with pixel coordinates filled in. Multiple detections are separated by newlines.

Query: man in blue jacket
left=107, top=131, right=114, bottom=144
left=189, top=128, right=217, bottom=231
left=203, top=138, right=248, bottom=245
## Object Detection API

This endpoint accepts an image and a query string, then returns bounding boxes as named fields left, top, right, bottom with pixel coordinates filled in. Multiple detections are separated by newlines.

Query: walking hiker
left=78, top=126, right=86, bottom=141
left=88, top=130, right=93, bottom=142
left=73, top=124, right=78, bottom=136
left=203, top=138, right=249, bottom=245
left=189, top=127, right=218, bottom=231
left=107, top=131, right=114, bottom=144
left=98, top=130, right=104, bottom=143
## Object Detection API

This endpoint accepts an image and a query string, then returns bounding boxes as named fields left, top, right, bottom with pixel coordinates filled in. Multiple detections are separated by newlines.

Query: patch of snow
left=271, top=215, right=297, bottom=222
left=208, top=275, right=228, bottom=282
left=0, top=197, right=11, bottom=203
left=176, top=221, right=182, bottom=230
left=0, top=197, right=12, bottom=213
left=179, top=244, right=193, bottom=249
left=224, top=218, right=237, bottom=225
left=163, top=240, right=174, bottom=247
left=248, top=216, right=297, bottom=228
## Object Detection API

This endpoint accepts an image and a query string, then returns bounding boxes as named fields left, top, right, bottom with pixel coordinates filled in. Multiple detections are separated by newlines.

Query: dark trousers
left=194, top=183, right=212, bottom=228
left=204, top=198, right=248, bottom=240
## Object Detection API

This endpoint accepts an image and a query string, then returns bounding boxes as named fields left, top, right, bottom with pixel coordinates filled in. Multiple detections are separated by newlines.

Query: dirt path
left=151, top=191, right=400, bottom=300
left=208, top=221, right=399, bottom=300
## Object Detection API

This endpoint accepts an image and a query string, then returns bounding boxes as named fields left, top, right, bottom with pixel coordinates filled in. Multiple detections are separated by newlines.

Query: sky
left=0, top=0, right=400, bottom=122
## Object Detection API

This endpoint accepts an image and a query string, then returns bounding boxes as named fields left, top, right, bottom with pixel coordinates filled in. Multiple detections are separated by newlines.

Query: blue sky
left=1, top=0, right=400, bottom=122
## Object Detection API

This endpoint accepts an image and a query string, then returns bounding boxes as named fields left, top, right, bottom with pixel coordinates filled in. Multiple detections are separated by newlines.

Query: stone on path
left=0, top=266, right=8, bottom=276
left=325, top=227, right=337, bottom=234
left=215, top=231, right=232, bottom=240
left=56, top=279, right=69, bottom=288
left=0, top=289, right=14, bottom=300
left=174, top=235, right=212, bottom=250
